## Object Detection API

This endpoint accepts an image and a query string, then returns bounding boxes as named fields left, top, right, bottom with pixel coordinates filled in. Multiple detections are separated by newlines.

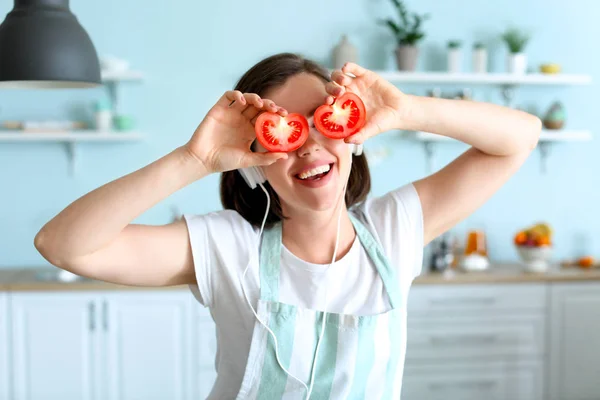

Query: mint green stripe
left=382, top=311, right=402, bottom=399
left=256, top=304, right=297, bottom=399
left=309, top=313, right=339, bottom=399
left=349, top=215, right=402, bottom=308
left=348, top=318, right=377, bottom=399
left=259, top=223, right=282, bottom=301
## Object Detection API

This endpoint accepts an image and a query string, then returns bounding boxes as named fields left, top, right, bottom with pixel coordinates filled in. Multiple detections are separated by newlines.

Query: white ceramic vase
left=447, top=48, right=462, bottom=73
left=507, top=53, right=527, bottom=74
left=332, top=35, right=358, bottom=69
left=472, top=48, right=488, bottom=73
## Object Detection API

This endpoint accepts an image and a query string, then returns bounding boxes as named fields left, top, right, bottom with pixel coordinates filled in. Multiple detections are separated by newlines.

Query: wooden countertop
left=0, top=267, right=188, bottom=291
left=1, top=264, right=600, bottom=291
left=414, top=263, right=600, bottom=285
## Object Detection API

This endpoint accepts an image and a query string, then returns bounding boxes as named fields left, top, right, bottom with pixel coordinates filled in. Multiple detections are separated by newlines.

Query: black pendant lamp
left=0, top=0, right=101, bottom=89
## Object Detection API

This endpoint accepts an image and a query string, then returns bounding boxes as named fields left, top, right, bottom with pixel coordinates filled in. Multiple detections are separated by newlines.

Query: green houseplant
left=379, top=0, right=429, bottom=71
left=501, top=27, right=531, bottom=74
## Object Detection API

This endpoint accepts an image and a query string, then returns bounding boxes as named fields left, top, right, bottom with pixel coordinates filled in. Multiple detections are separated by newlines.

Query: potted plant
left=379, top=0, right=429, bottom=71
left=447, top=40, right=462, bottom=73
left=472, top=42, right=487, bottom=73
left=501, top=27, right=531, bottom=74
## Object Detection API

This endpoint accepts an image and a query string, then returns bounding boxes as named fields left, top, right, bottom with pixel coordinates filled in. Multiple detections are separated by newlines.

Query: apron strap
left=259, top=222, right=282, bottom=302
left=349, top=214, right=402, bottom=309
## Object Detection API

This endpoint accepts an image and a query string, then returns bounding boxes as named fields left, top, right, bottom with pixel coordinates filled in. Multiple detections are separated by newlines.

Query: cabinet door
left=0, top=293, right=9, bottom=400
left=402, top=361, right=544, bottom=400
left=549, top=282, right=600, bottom=400
left=11, top=292, right=100, bottom=400
left=195, top=307, right=217, bottom=399
left=103, top=291, right=193, bottom=400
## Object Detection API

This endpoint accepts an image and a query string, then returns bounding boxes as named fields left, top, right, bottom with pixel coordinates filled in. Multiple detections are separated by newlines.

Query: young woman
left=34, top=53, right=541, bottom=399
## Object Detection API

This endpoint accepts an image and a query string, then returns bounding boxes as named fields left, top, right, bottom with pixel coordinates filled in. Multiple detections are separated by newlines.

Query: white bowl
left=516, top=245, right=553, bottom=272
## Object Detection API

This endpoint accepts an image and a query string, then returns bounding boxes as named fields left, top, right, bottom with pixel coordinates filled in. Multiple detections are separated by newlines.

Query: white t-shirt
left=185, top=183, right=424, bottom=399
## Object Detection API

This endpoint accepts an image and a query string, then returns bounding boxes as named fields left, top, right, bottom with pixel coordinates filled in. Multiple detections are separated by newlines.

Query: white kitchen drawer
left=406, top=314, right=545, bottom=360
left=408, top=284, right=546, bottom=315
left=402, top=360, right=544, bottom=400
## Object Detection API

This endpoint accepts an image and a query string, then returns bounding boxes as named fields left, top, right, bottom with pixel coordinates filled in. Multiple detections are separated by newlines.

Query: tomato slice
left=314, top=92, right=366, bottom=139
left=254, top=112, right=309, bottom=152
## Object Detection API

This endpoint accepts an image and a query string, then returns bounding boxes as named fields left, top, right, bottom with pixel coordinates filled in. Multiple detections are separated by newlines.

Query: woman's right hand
left=185, top=91, right=289, bottom=174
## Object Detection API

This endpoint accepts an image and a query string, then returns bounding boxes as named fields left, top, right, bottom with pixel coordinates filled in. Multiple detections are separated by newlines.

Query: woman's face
left=255, top=73, right=353, bottom=215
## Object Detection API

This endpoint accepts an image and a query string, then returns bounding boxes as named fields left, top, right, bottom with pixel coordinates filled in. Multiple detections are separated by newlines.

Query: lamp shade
left=0, top=0, right=101, bottom=89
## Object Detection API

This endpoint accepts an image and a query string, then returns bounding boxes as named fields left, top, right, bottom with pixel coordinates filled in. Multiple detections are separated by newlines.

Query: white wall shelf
left=0, top=131, right=144, bottom=175
left=410, top=130, right=592, bottom=142
left=100, top=70, right=144, bottom=82
left=375, top=71, right=592, bottom=85
left=401, top=130, right=593, bottom=174
left=376, top=71, right=592, bottom=108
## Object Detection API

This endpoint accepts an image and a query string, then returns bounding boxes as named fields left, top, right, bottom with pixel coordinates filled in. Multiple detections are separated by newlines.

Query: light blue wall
left=0, top=0, right=598, bottom=268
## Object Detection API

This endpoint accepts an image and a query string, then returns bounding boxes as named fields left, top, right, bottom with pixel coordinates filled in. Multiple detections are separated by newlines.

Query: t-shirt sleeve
left=183, top=210, right=257, bottom=307
left=359, top=183, right=424, bottom=288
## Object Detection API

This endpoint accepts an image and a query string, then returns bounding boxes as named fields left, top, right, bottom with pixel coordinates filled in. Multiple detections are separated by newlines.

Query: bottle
left=332, top=35, right=358, bottom=69
left=94, top=98, right=113, bottom=131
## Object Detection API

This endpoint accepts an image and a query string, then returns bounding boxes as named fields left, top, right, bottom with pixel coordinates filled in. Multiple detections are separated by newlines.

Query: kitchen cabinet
left=403, top=284, right=546, bottom=400
left=403, top=360, right=544, bottom=400
left=194, top=306, right=218, bottom=399
left=10, top=291, right=197, bottom=400
left=548, top=282, right=600, bottom=400
left=11, top=292, right=100, bottom=400
left=103, top=292, right=194, bottom=400
left=0, top=293, right=10, bottom=400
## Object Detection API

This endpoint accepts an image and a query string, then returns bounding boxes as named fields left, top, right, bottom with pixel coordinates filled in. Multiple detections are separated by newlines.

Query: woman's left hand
left=325, top=63, right=408, bottom=144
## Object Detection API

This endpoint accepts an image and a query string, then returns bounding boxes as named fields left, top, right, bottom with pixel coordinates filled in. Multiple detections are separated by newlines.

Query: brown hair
left=220, top=53, right=371, bottom=228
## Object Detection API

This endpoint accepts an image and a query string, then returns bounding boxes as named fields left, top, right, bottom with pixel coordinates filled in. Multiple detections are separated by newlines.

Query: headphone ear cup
left=238, top=166, right=266, bottom=189
left=350, top=143, right=363, bottom=156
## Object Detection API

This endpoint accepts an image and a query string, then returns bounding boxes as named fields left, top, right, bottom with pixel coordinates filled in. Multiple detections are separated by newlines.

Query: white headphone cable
left=240, top=145, right=354, bottom=399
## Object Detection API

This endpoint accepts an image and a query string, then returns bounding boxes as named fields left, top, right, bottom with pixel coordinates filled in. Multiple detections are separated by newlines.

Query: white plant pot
left=507, top=53, right=527, bottom=74
left=472, top=48, right=488, bottom=73
left=447, top=48, right=462, bottom=73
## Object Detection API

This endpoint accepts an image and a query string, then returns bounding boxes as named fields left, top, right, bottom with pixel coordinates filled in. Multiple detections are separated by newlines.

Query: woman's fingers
left=331, top=70, right=353, bottom=87
left=241, top=93, right=263, bottom=120
left=341, top=62, right=368, bottom=77
left=225, top=90, right=246, bottom=110
left=325, top=81, right=345, bottom=97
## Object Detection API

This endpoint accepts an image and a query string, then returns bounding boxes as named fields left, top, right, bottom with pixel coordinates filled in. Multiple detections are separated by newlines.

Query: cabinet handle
left=102, top=301, right=109, bottom=331
left=430, top=297, right=496, bottom=306
left=89, top=302, right=96, bottom=331
left=430, top=334, right=498, bottom=345
left=429, top=380, right=496, bottom=390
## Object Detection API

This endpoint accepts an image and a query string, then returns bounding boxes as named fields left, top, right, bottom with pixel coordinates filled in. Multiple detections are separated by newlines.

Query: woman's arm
left=34, top=91, right=288, bottom=286
left=35, top=147, right=205, bottom=286
left=404, top=95, right=541, bottom=245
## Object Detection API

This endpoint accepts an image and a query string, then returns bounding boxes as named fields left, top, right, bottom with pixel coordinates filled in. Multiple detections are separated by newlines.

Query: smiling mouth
left=295, top=163, right=334, bottom=181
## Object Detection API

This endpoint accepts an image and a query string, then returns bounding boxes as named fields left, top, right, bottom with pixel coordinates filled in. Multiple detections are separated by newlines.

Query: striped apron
left=236, top=215, right=406, bottom=399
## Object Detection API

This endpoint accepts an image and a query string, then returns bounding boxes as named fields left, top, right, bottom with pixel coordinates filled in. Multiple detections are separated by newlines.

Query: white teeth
left=298, top=164, right=331, bottom=180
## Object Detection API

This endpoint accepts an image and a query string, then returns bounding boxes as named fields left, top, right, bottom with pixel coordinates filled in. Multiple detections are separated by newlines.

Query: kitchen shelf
left=0, top=130, right=144, bottom=175
left=100, top=70, right=144, bottom=82
left=0, top=131, right=143, bottom=142
left=376, top=71, right=592, bottom=108
left=402, top=130, right=593, bottom=174
left=411, top=130, right=593, bottom=142
left=375, top=71, right=592, bottom=85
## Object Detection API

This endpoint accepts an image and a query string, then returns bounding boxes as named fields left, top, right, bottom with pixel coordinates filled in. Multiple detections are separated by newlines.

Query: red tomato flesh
left=314, top=92, right=366, bottom=139
left=254, top=112, right=309, bottom=152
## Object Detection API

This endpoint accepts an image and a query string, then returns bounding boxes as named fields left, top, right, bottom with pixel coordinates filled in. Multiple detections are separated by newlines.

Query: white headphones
left=239, top=143, right=363, bottom=189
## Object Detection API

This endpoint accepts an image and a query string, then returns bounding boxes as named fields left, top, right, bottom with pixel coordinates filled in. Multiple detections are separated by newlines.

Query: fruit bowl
left=514, top=222, right=553, bottom=272
left=516, top=245, right=553, bottom=272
